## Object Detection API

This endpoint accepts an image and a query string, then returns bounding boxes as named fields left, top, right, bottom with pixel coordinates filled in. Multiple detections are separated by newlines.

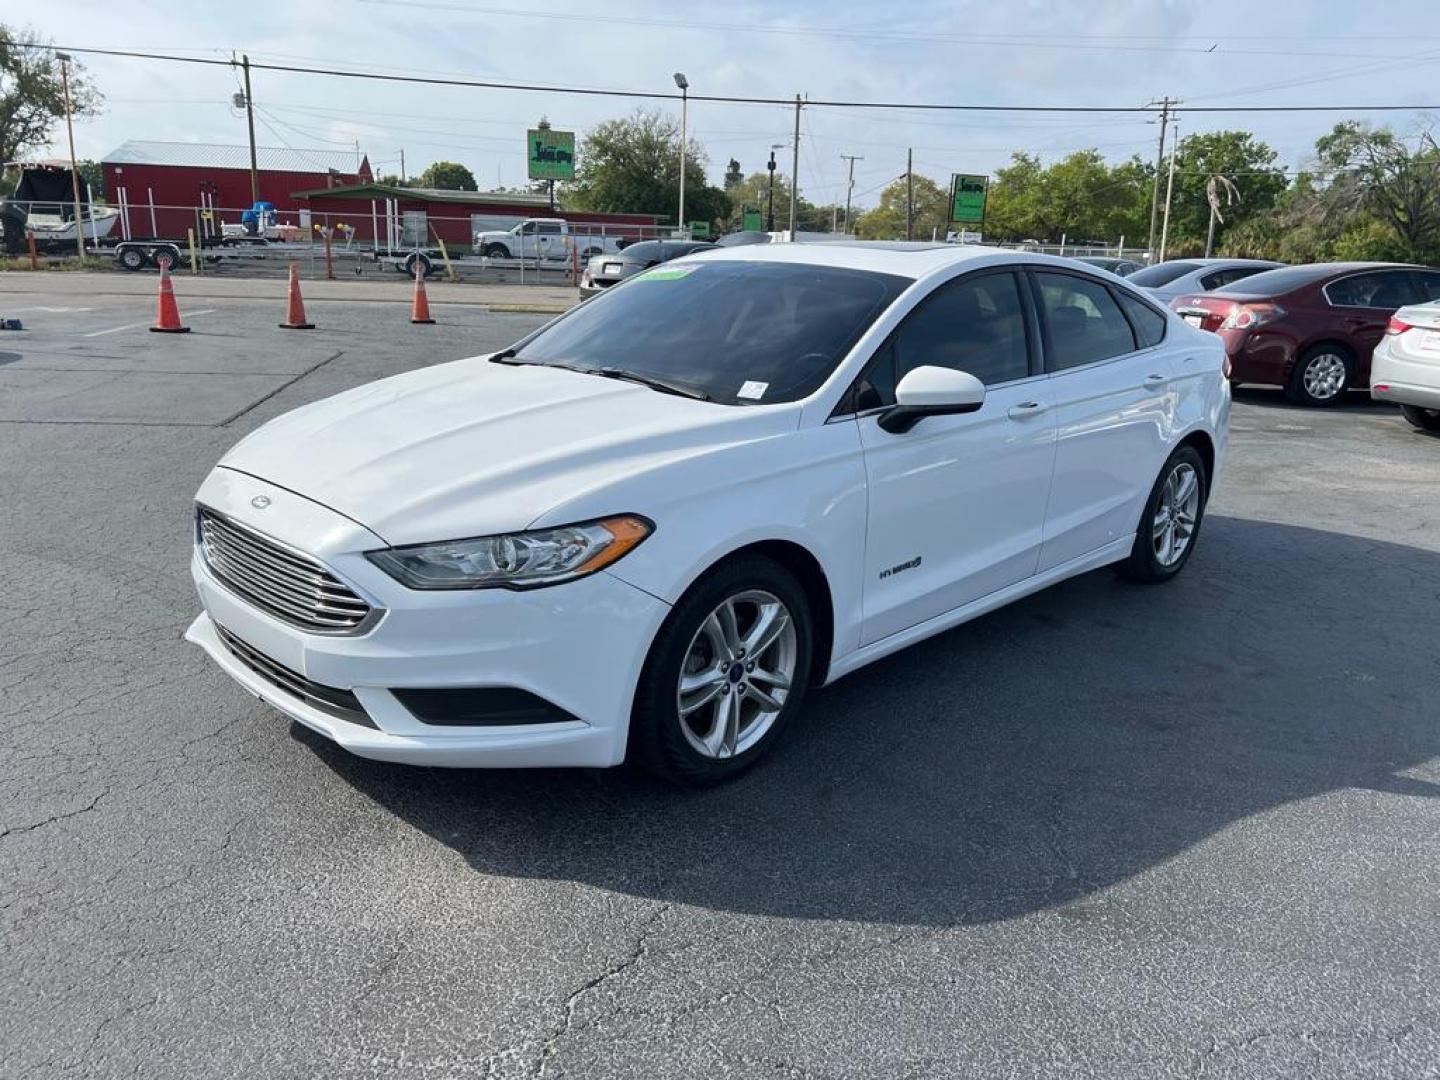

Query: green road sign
left=742, top=206, right=763, bottom=231
left=688, top=221, right=712, bottom=238
left=528, top=128, right=576, bottom=181
left=949, top=173, right=988, bottom=224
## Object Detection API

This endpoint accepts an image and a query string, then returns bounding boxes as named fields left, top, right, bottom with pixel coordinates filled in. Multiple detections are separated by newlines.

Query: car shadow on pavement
left=298, top=515, right=1440, bottom=927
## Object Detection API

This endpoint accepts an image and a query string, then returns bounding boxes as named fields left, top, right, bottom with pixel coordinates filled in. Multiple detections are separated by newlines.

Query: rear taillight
left=1219, top=303, right=1285, bottom=331
left=1386, top=315, right=1414, bottom=335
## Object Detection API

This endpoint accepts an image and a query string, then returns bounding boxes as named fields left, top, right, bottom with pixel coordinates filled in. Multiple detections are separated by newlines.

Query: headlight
left=365, top=515, right=652, bottom=590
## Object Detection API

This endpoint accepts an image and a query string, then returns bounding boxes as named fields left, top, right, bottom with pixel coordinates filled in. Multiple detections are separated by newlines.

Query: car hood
left=218, top=356, right=796, bottom=545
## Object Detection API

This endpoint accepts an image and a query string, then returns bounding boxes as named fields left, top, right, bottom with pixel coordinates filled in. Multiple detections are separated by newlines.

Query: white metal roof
left=101, top=140, right=364, bottom=175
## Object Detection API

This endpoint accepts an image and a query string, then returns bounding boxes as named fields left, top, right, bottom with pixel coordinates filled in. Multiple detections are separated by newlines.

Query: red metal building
left=100, top=141, right=372, bottom=239
left=292, top=183, right=663, bottom=249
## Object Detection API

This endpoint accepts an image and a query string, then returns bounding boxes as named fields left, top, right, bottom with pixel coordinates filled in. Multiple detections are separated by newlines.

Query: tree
left=854, top=174, right=949, bottom=241
left=375, top=173, right=413, bottom=188
left=717, top=170, right=817, bottom=232
left=1313, top=121, right=1440, bottom=263
left=984, top=151, right=1150, bottom=244
left=417, top=161, right=477, bottom=191
left=566, top=108, right=729, bottom=227
left=723, top=157, right=743, bottom=190
left=0, top=25, right=103, bottom=170
left=1165, top=131, right=1287, bottom=255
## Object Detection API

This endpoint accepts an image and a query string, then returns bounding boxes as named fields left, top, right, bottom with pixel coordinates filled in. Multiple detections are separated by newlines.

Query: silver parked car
left=579, top=239, right=715, bottom=299
left=1129, top=258, right=1286, bottom=303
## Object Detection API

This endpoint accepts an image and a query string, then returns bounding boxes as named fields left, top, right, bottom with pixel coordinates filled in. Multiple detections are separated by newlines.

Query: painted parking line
left=82, top=309, right=217, bottom=337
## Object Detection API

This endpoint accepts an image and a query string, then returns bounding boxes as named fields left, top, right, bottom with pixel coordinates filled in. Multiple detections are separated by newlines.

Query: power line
left=21, top=43, right=1440, bottom=115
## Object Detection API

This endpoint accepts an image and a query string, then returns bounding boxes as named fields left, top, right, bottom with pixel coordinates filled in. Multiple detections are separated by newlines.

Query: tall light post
left=673, top=72, right=689, bottom=236
left=765, top=144, right=783, bottom=231
left=55, top=52, right=85, bottom=258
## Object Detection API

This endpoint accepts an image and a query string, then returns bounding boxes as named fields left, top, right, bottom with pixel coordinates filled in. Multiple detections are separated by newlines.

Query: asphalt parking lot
left=2, top=273, right=1437, bottom=1079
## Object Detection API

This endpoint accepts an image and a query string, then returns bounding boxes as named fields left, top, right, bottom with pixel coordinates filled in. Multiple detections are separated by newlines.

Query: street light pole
left=789, top=95, right=801, bottom=240
left=765, top=145, right=781, bottom=232
left=674, top=73, right=689, bottom=236
left=55, top=52, right=85, bottom=259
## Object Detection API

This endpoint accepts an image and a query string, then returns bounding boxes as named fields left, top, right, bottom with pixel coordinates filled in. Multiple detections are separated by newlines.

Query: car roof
left=1210, top=260, right=1428, bottom=296
left=676, top=241, right=1102, bottom=281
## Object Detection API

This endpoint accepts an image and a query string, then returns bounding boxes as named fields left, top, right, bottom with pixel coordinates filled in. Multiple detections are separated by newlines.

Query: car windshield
left=1129, top=261, right=1203, bottom=287
left=1211, top=264, right=1355, bottom=298
left=512, top=260, right=909, bottom=404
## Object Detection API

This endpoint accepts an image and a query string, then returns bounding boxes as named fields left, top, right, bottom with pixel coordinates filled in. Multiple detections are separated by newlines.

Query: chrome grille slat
left=200, top=521, right=362, bottom=598
left=197, top=506, right=374, bottom=633
left=201, top=514, right=343, bottom=578
left=201, top=540, right=369, bottom=610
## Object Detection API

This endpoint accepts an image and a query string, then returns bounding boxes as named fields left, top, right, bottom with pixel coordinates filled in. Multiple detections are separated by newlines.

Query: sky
left=15, top=0, right=1440, bottom=216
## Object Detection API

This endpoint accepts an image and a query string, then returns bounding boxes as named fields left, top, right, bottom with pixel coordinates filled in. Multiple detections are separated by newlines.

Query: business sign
left=949, top=173, right=988, bottom=225
left=688, top=221, right=713, bottom=238
left=742, top=206, right=763, bottom=231
left=527, top=128, right=576, bottom=181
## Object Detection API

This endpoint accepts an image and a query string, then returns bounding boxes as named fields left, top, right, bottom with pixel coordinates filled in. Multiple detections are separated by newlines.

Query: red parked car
left=1170, top=262, right=1440, bottom=406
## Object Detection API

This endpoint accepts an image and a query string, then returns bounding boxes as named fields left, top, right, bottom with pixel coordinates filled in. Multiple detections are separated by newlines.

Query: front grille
left=197, top=506, right=374, bottom=633
left=215, top=622, right=375, bottom=728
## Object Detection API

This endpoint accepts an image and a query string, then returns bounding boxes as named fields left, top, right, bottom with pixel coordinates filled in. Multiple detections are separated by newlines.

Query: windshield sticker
left=636, top=265, right=698, bottom=281
left=738, top=380, right=769, bottom=400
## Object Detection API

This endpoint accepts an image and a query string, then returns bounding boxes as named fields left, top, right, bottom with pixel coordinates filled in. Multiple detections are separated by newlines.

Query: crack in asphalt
left=532, top=903, right=672, bottom=1077
left=0, top=787, right=109, bottom=841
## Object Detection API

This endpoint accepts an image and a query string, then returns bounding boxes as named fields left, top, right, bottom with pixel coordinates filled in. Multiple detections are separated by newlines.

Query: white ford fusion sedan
left=187, top=242, right=1229, bottom=784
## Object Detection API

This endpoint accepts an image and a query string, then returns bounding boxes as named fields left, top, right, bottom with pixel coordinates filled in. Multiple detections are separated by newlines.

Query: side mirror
left=879, top=366, right=986, bottom=433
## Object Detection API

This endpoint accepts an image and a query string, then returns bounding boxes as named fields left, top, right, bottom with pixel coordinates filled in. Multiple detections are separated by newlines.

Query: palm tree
left=1204, top=173, right=1241, bottom=257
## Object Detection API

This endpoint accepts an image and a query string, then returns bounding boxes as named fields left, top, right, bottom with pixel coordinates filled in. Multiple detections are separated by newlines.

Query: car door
left=1032, top=269, right=1177, bottom=572
left=852, top=268, right=1057, bottom=645
left=1325, top=270, right=1423, bottom=373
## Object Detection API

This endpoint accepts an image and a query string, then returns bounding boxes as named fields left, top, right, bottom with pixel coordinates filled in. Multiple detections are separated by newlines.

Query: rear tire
left=1286, top=344, right=1352, bottom=406
left=630, top=556, right=813, bottom=786
left=1118, top=445, right=1208, bottom=583
left=118, top=247, right=147, bottom=271
left=1400, top=404, right=1440, bottom=432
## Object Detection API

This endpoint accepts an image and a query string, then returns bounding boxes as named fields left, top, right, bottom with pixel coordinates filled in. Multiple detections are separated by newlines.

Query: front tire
left=482, top=243, right=510, bottom=259
left=1400, top=404, right=1440, bottom=432
left=1119, top=446, right=1208, bottom=583
left=630, top=556, right=813, bottom=786
left=1286, top=345, right=1352, bottom=406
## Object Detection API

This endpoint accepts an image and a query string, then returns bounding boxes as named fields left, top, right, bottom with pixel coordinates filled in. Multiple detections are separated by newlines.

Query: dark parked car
left=1170, top=262, right=1440, bottom=406
left=578, top=239, right=715, bottom=299
left=1074, top=256, right=1142, bottom=277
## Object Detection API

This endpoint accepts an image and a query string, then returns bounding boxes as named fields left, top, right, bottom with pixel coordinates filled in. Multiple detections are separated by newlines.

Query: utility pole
left=399, top=149, right=406, bottom=183
left=906, top=148, right=914, bottom=241
left=241, top=55, right=260, bottom=205
left=1159, top=115, right=1181, bottom=261
left=674, top=73, right=690, bottom=235
left=1145, top=96, right=1175, bottom=261
left=841, top=153, right=863, bottom=234
left=788, top=95, right=802, bottom=239
left=55, top=52, right=85, bottom=258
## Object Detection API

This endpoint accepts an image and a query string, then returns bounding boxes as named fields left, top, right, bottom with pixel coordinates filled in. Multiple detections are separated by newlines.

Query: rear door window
left=1033, top=271, right=1138, bottom=371
left=1411, top=271, right=1440, bottom=302
left=1325, top=271, right=1419, bottom=309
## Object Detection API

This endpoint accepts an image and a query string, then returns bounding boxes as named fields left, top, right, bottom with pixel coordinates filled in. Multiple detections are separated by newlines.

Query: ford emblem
left=250, top=495, right=272, bottom=509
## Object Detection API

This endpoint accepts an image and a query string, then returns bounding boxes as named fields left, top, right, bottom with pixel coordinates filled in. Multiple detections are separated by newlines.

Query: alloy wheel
left=676, top=590, right=797, bottom=760
left=1302, top=352, right=1347, bottom=400
left=1152, top=462, right=1201, bottom=568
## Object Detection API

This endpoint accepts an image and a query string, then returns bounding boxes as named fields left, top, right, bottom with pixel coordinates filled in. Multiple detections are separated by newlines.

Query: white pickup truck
left=472, top=217, right=622, bottom=260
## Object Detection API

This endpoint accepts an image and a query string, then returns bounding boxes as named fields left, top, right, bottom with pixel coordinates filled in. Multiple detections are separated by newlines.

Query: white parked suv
left=186, top=243, right=1229, bottom=784
left=1371, top=300, right=1440, bottom=431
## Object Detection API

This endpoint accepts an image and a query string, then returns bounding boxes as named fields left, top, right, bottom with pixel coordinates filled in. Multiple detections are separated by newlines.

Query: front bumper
left=187, top=471, right=670, bottom=768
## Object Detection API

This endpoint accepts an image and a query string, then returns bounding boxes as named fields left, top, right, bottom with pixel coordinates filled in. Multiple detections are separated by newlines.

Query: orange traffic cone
left=149, top=257, right=190, bottom=334
left=410, top=262, right=435, bottom=324
left=279, top=264, right=314, bottom=330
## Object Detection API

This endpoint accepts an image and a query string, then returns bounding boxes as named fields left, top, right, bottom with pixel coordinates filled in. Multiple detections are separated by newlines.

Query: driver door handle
left=1007, top=400, right=1048, bottom=419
